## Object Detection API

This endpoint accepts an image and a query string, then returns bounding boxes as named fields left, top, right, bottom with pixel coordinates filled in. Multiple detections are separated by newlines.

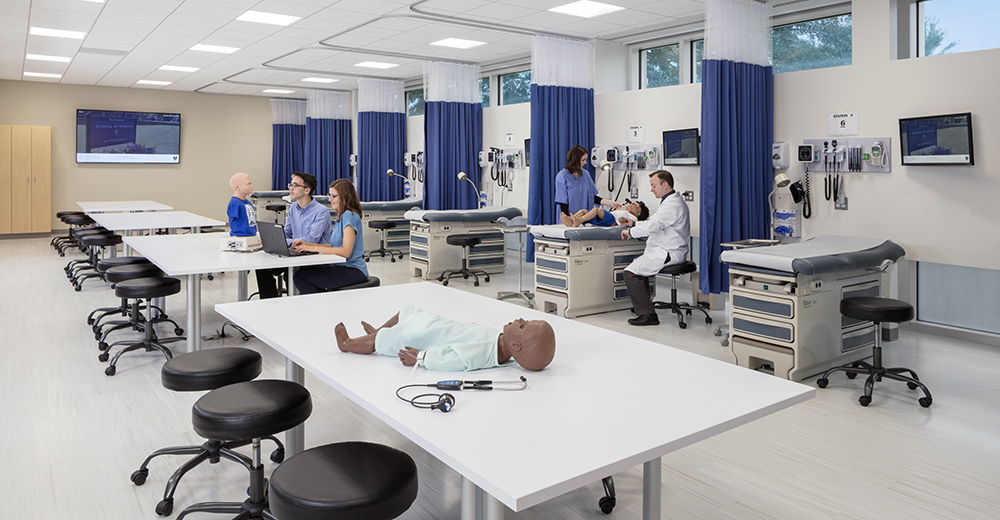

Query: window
left=692, top=39, right=704, bottom=83
left=642, top=43, right=680, bottom=89
left=500, top=70, right=531, bottom=105
left=406, top=89, right=424, bottom=117
left=918, top=0, right=1000, bottom=57
left=772, top=14, right=852, bottom=74
left=479, top=77, right=490, bottom=107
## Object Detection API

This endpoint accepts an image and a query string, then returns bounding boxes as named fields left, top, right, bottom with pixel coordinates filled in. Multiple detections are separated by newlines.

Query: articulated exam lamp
left=387, top=168, right=407, bottom=181
left=457, top=171, right=479, bottom=193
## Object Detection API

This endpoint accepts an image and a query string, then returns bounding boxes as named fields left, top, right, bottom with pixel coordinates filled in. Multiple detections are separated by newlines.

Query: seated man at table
left=559, top=200, right=649, bottom=228
left=254, top=171, right=332, bottom=298
left=227, top=172, right=257, bottom=237
left=334, top=305, right=556, bottom=371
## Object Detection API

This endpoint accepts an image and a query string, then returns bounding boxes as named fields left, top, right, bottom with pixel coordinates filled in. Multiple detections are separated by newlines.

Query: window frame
left=499, top=69, right=532, bottom=106
left=405, top=89, right=425, bottom=117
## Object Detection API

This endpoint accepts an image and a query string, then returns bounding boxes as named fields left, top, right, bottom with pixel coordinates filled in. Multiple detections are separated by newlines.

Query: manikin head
left=649, top=170, right=675, bottom=199
left=502, top=318, right=556, bottom=371
left=230, top=173, right=253, bottom=199
left=624, top=200, right=649, bottom=221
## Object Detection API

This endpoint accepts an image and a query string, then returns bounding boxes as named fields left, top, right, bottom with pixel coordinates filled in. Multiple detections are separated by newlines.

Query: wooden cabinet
left=0, top=125, right=51, bottom=234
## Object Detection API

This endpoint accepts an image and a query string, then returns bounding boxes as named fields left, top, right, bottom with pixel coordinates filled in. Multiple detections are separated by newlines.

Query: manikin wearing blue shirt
left=290, top=178, right=369, bottom=293
left=554, top=145, right=622, bottom=223
left=227, top=172, right=257, bottom=237
left=254, top=171, right=333, bottom=298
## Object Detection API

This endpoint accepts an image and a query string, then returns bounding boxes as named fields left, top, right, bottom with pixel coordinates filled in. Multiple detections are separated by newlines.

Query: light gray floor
left=2, top=236, right=999, bottom=519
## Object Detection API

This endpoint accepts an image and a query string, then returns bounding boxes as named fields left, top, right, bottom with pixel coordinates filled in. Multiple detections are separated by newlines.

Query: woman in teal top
left=291, top=178, right=369, bottom=293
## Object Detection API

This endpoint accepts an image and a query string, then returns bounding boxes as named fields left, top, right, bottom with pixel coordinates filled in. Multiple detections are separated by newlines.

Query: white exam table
left=360, top=198, right=422, bottom=255
left=405, top=207, right=522, bottom=280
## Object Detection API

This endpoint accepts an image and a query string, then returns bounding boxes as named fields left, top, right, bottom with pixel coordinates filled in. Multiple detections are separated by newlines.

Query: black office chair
left=438, top=234, right=490, bottom=287
left=363, top=220, right=404, bottom=262
left=653, top=261, right=712, bottom=329
left=817, top=297, right=932, bottom=407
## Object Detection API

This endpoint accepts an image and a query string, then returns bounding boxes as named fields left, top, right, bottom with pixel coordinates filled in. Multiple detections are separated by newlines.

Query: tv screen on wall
left=661, top=128, right=700, bottom=165
left=76, top=109, right=181, bottom=164
left=898, top=112, right=974, bottom=165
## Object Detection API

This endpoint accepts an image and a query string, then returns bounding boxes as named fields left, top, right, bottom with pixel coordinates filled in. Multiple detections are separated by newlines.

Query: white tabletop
left=76, top=200, right=173, bottom=213
left=215, top=283, right=813, bottom=512
left=90, top=211, right=224, bottom=233
left=123, top=233, right=342, bottom=276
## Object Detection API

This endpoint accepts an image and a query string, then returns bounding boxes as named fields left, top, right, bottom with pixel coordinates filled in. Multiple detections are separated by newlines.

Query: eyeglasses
left=288, top=183, right=306, bottom=189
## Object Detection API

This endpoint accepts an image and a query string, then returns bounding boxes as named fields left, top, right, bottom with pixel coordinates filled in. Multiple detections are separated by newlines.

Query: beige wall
left=0, top=80, right=273, bottom=230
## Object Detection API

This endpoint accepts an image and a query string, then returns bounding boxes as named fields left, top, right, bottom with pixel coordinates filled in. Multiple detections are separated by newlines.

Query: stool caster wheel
left=474, top=281, right=479, bottom=287
left=270, top=447, right=285, bottom=463
left=847, top=372, right=858, bottom=380
left=380, top=251, right=386, bottom=258
left=99, top=342, right=109, bottom=351
left=721, top=339, right=729, bottom=346
left=484, top=275, right=490, bottom=282
left=364, top=257, right=370, bottom=262
left=74, top=285, right=82, bottom=292
left=98, top=352, right=109, bottom=362
left=437, top=276, right=444, bottom=281
left=678, top=322, right=687, bottom=329
left=207, top=274, right=214, bottom=281
left=463, top=273, right=469, bottom=279
left=859, top=395, right=871, bottom=407
left=155, top=499, right=173, bottom=516
left=398, top=254, right=405, bottom=260
left=705, top=317, right=713, bottom=324
left=816, top=378, right=828, bottom=388
left=686, top=309, right=692, bottom=315
left=94, top=331, right=102, bottom=340
left=175, top=328, right=184, bottom=336
left=714, top=328, right=722, bottom=336
left=919, top=396, right=932, bottom=407
left=87, top=317, right=95, bottom=326
left=599, top=496, right=616, bottom=514
left=105, top=366, right=117, bottom=376
left=907, top=382, right=919, bottom=390
left=390, top=257, right=395, bottom=263
left=442, top=281, right=449, bottom=286
left=130, top=468, right=148, bottom=486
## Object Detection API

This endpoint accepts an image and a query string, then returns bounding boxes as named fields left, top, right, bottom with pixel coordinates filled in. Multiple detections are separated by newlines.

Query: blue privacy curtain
left=270, top=99, right=306, bottom=190
left=305, top=90, right=353, bottom=195
left=357, top=78, right=406, bottom=202
left=423, top=61, right=483, bottom=210
left=527, top=36, right=596, bottom=261
left=699, top=0, right=774, bottom=294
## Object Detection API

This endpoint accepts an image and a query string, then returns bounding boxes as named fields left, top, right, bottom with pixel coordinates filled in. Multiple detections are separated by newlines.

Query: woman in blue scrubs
left=291, top=178, right=369, bottom=293
left=555, top=145, right=621, bottom=221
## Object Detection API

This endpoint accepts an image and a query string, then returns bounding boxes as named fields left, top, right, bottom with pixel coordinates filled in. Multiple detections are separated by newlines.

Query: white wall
left=0, top=80, right=272, bottom=230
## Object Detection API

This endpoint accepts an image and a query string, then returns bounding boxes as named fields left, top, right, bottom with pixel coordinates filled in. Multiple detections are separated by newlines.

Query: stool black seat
left=269, top=442, right=418, bottom=520
left=438, top=234, right=490, bottom=287
left=87, top=257, right=156, bottom=329
left=102, top=277, right=184, bottom=376
left=105, top=262, right=163, bottom=283
left=56, top=210, right=85, bottom=218
left=817, top=297, right=931, bottom=407
left=265, top=204, right=286, bottom=224
left=330, top=275, right=380, bottom=292
left=363, top=220, right=405, bottom=262
left=72, top=234, right=123, bottom=290
left=652, top=261, right=712, bottom=329
left=93, top=263, right=166, bottom=344
left=176, top=380, right=312, bottom=520
left=131, top=348, right=286, bottom=516
left=52, top=211, right=87, bottom=251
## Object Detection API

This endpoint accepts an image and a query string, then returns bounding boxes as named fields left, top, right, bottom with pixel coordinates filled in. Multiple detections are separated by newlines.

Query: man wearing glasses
left=254, top=171, right=332, bottom=298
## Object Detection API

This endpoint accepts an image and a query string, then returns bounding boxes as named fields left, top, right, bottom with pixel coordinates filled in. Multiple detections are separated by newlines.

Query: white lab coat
left=624, top=191, right=690, bottom=277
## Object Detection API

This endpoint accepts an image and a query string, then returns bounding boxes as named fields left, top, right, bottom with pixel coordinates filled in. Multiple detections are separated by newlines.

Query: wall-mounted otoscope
left=457, top=172, right=487, bottom=208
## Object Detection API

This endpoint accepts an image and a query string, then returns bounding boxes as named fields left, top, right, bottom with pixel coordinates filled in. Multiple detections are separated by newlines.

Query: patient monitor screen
left=899, top=112, right=974, bottom=165
left=662, top=128, right=700, bottom=165
left=76, top=109, right=181, bottom=164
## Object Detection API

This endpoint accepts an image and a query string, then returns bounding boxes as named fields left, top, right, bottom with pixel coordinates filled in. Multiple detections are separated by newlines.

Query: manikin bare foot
left=361, top=321, right=376, bottom=335
left=559, top=213, right=576, bottom=227
left=334, top=322, right=351, bottom=352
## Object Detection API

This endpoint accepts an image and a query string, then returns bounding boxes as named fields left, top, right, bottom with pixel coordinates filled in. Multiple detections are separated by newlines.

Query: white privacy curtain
left=270, top=98, right=306, bottom=124
left=357, top=78, right=404, bottom=113
left=704, top=0, right=772, bottom=66
left=531, top=35, right=593, bottom=89
left=306, top=90, right=352, bottom=119
left=423, top=61, right=481, bottom=103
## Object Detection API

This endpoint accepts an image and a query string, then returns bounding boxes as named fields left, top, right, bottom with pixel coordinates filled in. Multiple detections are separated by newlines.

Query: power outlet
left=835, top=196, right=848, bottom=210
left=682, top=191, right=695, bottom=202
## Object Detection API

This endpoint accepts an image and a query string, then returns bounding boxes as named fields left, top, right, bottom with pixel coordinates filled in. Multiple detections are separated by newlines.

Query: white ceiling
left=2, top=0, right=713, bottom=97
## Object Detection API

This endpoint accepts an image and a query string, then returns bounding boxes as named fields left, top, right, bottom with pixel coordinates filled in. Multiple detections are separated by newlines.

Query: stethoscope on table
left=396, top=376, right=528, bottom=413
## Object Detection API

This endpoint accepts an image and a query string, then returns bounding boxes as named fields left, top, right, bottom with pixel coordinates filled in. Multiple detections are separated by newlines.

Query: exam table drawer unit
left=533, top=236, right=649, bottom=319
left=408, top=223, right=508, bottom=280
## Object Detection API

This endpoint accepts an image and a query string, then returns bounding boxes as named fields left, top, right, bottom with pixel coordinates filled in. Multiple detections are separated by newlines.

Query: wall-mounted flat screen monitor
left=76, top=109, right=181, bottom=164
left=899, top=112, right=974, bottom=165
left=661, top=128, right=700, bottom=165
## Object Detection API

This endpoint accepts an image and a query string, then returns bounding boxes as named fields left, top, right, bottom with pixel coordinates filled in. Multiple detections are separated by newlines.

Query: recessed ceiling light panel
left=29, top=27, right=86, bottom=39
left=548, top=0, right=624, bottom=18
left=26, top=54, right=72, bottom=63
left=354, top=61, right=399, bottom=69
left=263, top=89, right=295, bottom=94
left=137, top=80, right=171, bottom=86
left=430, top=38, right=486, bottom=50
left=24, top=72, right=62, bottom=78
left=236, top=11, right=301, bottom=26
left=190, top=44, right=240, bottom=54
left=302, top=77, right=338, bottom=83
left=159, top=65, right=200, bottom=72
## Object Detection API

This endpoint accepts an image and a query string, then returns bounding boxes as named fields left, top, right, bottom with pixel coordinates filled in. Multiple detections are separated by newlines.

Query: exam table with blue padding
left=360, top=198, right=422, bottom=255
left=404, top=207, right=522, bottom=280
left=530, top=224, right=651, bottom=318
left=720, top=235, right=906, bottom=381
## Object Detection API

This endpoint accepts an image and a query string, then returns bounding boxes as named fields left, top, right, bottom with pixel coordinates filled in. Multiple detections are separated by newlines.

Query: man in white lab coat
left=620, top=170, right=690, bottom=326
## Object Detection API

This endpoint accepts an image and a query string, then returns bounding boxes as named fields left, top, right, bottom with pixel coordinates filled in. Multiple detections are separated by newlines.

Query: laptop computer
left=256, top=221, right=319, bottom=257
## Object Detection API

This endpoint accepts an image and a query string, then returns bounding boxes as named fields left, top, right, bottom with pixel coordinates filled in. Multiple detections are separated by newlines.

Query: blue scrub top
left=554, top=168, right=598, bottom=214
left=332, top=210, right=368, bottom=277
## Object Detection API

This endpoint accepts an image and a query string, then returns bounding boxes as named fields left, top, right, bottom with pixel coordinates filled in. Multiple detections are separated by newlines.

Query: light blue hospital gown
left=374, top=305, right=507, bottom=371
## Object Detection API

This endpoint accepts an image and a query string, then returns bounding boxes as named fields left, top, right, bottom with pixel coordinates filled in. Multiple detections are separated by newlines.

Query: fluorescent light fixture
left=159, top=65, right=200, bottom=73
left=29, top=27, right=86, bottom=39
left=24, top=72, right=62, bottom=78
left=137, top=80, right=171, bottom=86
left=263, top=89, right=294, bottom=94
left=430, top=38, right=486, bottom=50
left=301, top=77, right=338, bottom=83
left=26, top=54, right=72, bottom=63
left=354, top=61, right=398, bottom=69
left=81, top=0, right=105, bottom=3
left=548, top=0, right=624, bottom=18
left=236, top=10, right=301, bottom=26
left=190, top=44, right=239, bottom=54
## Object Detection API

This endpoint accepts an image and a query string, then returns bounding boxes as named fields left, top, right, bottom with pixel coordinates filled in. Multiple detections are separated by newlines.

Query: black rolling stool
left=88, top=258, right=157, bottom=331
left=268, top=441, right=418, bottom=520
left=652, top=261, right=712, bottom=329
left=175, top=380, right=312, bottom=520
left=438, top=234, right=490, bottom=287
left=55, top=214, right=95, bottom=255
left=95, top=263, right=172, bottom=350
left=52, top=211, right=86, bottom=250
left=72, top=234, right=124, bottom=290
left=363, top=221, right=405, bottom=262
left=103, top=277, right=186, bottom=376
left=817, top=297, right=932, bottom=407
left=63, top=227, right=111, bottom=272
left=131, top=348, right=285, bottom=516
left=265, top=204, right=286, bottom=224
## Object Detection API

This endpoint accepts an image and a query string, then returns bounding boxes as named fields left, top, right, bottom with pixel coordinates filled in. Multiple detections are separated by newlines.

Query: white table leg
left=285, top=359, right=305, bottom=456
left=186, top=273, right=201, bottom=352
left=643, top=457, right=662, bottom=520
left=461, top=476, right=477, bottom=520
